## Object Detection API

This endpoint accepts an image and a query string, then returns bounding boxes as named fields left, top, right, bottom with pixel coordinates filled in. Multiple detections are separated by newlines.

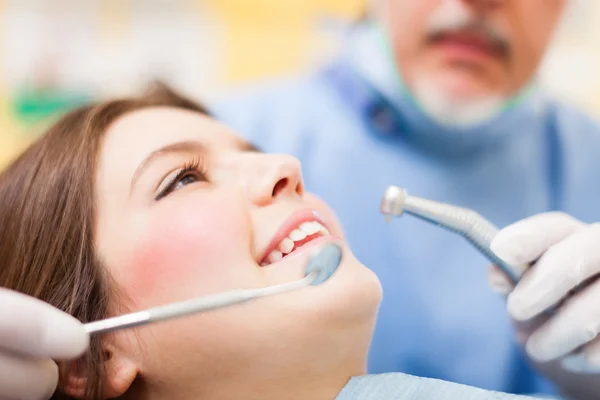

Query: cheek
left=513, top=2, right=565, bottom=52
left=388, top=0, right=433, bottom=23
left=122, top=193, right=250, bottom=304
left=387, top=2, right=436, bottom=62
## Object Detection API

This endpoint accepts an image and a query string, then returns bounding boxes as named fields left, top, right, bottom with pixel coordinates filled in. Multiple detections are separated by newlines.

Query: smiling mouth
left=260, top=221, right=330, bottom=266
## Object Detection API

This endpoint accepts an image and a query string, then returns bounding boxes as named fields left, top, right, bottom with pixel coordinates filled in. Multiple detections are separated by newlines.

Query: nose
left=247, top=154, right=304, bottom=206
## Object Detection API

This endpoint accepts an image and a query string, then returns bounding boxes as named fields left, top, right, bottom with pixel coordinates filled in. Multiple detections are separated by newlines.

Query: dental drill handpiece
left=380, top=186, right=528, bottom=285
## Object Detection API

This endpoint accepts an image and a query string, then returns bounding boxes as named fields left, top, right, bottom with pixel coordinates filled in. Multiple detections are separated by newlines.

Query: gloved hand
left=0, top=288, right=89, bottom=400
left=488, top=212, right=600, bottom=400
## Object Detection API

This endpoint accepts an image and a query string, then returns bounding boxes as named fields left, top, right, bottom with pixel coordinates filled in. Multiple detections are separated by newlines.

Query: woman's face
left=92, top=107, right=382, bottom=397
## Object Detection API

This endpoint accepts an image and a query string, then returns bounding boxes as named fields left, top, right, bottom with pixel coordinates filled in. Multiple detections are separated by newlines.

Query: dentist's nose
left=248, top=154, right=303, bottom=206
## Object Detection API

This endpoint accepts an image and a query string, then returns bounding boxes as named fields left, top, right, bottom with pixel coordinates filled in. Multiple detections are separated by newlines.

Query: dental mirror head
left=304, top=242, right=343, bottom=285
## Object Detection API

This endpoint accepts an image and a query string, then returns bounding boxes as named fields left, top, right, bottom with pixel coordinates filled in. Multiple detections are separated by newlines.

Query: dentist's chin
left=409, top=73, right=507, bottom=127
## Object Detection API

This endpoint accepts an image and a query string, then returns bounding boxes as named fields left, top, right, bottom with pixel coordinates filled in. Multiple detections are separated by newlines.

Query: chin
left=411, top=72, right=506, bottom=127
left=305, top=247, right=382, bottom=324
left=341, top=253, right=383, bottom=309
left=262, top=248, right=380, bottom=331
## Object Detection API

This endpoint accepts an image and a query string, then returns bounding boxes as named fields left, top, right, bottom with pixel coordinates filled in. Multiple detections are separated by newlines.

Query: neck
left=204, top=366, right=359, bottom=400
left=132, top=367, right=359, bottom=400
left=133, top=356, right=365, bottom=400
left=128, top=319, right=374, bottom=400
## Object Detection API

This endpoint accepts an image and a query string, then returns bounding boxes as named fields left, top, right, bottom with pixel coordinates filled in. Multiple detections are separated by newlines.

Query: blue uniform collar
left=329, top=23, right=550, bottom=157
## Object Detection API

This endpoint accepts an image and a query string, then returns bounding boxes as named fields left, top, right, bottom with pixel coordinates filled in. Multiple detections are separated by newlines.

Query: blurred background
left=1, top=0, right=599, bottom=168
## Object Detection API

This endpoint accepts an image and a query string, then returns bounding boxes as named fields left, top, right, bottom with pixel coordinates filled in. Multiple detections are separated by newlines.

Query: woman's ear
left=60, top=344, right=139, bottom=399
left=100, top=343, right=139, bottom=398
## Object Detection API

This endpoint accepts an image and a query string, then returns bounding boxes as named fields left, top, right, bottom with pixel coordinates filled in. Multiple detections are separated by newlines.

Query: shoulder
left=210, top=70, right=338, bottom=127
left=547, top=100, right=600, bottom=175
left=548, top=99, right=600, bottom=140
left=208, top=67, right=349, bottom=148
left=545, top=100, right=600, bottom=219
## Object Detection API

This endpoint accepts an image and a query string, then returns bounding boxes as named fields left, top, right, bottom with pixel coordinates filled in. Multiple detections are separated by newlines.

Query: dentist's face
left=93, top=107, right=382, bottom=396
left=376, top=0, right=566, bottom=123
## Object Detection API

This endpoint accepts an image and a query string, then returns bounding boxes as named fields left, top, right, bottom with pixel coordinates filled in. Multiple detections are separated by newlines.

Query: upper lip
left=257, top=208, right=329, bottom=264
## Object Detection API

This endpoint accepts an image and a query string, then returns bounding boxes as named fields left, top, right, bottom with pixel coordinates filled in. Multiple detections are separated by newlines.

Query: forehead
left=102, top=106, right=241, bottom=157
left=96, top=107, right=244, bottom=193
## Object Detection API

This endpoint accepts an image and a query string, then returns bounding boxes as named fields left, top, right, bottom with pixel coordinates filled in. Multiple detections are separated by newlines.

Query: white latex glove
left=0, top=288, right=89, bottom=400
left=489, top=212, right=600, bottom=375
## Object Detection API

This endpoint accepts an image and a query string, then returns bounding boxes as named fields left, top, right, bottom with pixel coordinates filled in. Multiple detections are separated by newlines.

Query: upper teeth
left=262, top=221, right=329, bottom=266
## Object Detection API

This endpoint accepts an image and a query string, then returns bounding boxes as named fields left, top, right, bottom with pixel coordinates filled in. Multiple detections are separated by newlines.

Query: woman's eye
left=156, top=169, right=207, bottom=201
left=175, top=174, right=198, bottom=190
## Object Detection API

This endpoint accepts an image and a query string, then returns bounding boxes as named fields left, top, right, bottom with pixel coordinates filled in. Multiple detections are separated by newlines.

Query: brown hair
left=0, top=83, right=210, bottom=399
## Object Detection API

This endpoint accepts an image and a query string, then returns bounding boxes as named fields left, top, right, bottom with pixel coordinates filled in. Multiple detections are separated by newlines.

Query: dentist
left=213, top=0, right=600, bottom=397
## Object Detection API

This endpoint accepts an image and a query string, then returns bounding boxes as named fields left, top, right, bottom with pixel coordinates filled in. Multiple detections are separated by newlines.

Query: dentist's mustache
left=426, top=6, right=511, bottom=60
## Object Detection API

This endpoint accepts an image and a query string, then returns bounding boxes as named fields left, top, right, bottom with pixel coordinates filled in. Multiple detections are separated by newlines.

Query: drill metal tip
left=380, top=185, right=408, bottom=218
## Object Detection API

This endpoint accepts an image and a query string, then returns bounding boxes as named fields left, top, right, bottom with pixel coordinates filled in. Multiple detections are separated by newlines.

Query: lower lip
left=261, top=235, right=339, bottom=268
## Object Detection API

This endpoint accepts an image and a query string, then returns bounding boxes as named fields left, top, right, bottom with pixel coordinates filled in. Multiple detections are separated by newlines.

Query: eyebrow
left=130, top=140, right=206, bottom=193
left=129, top=140, right=262, bottom=194
left=237, top=140, right=262, bottom=153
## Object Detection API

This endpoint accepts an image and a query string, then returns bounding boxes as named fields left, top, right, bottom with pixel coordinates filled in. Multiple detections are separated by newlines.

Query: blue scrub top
left=212, top=24, right=600, bottom=395
left=337, top=373, right=545, bottom=399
